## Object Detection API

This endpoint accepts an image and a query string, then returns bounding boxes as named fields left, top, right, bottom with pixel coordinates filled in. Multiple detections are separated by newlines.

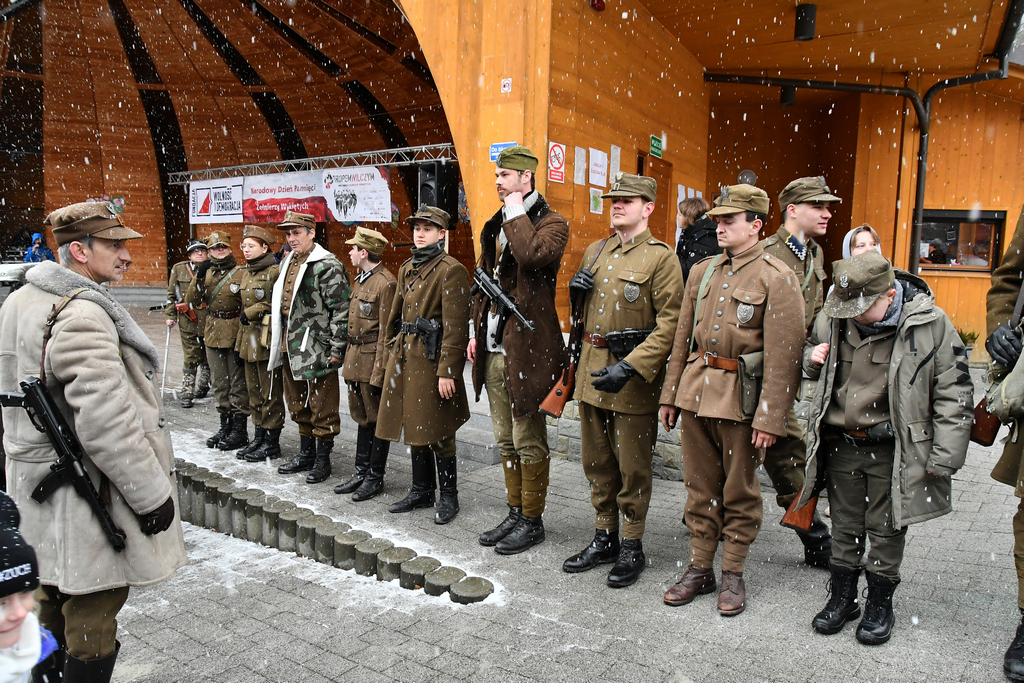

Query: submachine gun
left=0, top=377, right=127, bottom=552
left=470, top=267, right=535, bottom=341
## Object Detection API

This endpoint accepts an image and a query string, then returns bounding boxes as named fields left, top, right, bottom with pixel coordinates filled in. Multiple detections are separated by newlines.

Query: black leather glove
left=194, top=260, right=212, bottom=280
left=137, top=497, right=175, bottom=536
left=369, top=384, right=383, bottom=397
left=233, top=351, right=244, bottom=367
left=569, top=268, right=595, bottom=295
left=591, top=360, right=636, bottom=393
left=240, top=311, right=250, bottom=325
left=987, top=323, right=1022, bottom=368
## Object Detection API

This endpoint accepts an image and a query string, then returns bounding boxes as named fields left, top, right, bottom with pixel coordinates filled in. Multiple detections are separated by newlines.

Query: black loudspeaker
left=418, top=161, right=459, bottom=220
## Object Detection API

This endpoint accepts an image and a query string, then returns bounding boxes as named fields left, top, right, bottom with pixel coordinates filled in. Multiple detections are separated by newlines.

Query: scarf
left=411, top=239, right=445, bottom=268
left=210, top=253, right=237, bottom=272
left=0, top=613, right=42, bottom=682
left=853, top=279, right=904, bottom=337
left=245, top=251, right=276, bottom=273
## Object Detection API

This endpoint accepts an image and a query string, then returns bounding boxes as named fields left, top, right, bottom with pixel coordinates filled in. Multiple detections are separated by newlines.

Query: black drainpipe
left=704, top=0, right=1024, bottom=274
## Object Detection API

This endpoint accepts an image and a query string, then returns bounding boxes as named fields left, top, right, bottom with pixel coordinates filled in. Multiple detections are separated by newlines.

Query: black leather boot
left=278, top=435, right=316, bottom=474
left=236, top=426, right=265, bottom=459
left=389, top=447, right=436, bottom=513
left=218, top=414, right=249, bottom=451
left=856, top=572, right=899, bottom=645
left=335, top=425, right=373, bottom=494
left=245, top=427, right=282, bottom=461
left=563, top=529, right=620, bottom=573
left=434, top=454, right=459, bottom=524
left=479, top=505, right=522, bottom=546
left=795, top=511, right=833, bottom=569
left=352, top=437, right=390, bottom=501
left=1005, top=613, right=1024, bottom=681
left=63, top=642, right=118, bottom=683
left=607, top=538, right=645, bottom=588
left=206, top=412, right=230, bottom=448
left=812, top=565, right=862, bottom=634
left=306, top=439, right=333, bottom=483
left=495, top=515, right=544, bottom=555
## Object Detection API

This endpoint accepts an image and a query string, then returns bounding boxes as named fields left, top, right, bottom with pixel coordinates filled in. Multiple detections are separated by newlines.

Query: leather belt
left=823, top=426, right=894, bottom=446
left=348, top=332, right=379, bottom=345
left=399, top=322, right=419, bottom=335
left=699, top=350, right=738, bottom=372
left=209, top=309, right=241, bottom=320
left=584, top=332, right=608, bottom=348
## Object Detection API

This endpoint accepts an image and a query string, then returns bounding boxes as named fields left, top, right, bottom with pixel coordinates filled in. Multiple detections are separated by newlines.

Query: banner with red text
left=242, top=171, right=325, bottom=223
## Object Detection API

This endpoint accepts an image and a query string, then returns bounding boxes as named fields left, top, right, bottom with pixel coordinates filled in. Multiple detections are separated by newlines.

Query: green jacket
left=797, top=270, right=974, bottom=529
left=268, top=244, right=350, bottom=381
left=235, top=253, right=279, bottom=363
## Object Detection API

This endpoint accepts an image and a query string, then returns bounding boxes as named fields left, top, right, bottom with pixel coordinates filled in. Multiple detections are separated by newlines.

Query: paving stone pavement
left=106, top=308, right=1021, bottom=682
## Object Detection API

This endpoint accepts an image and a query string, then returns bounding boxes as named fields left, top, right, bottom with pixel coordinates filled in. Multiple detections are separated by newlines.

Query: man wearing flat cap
left=561, top=172, right=682, bottom=588
left=0, top=202, right=186, bottom=680
left=185, top=230, right=250, bottom=451
left=165, top=239, right=211, bottom=409
left=269, top=211, right=351, bottom=485
left=796, top=251, right=970, bottom=645
left=334, top=227, right=397, bottom=501
left=660, top=184, right=804, bottom=616
left=468, top=145, right=569, bottom=555
left=761, top=175, right=842, bottom=568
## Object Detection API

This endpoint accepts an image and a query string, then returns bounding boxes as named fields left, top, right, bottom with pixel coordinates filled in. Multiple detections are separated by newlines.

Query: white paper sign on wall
left=501, top=78, right=512, bottom=93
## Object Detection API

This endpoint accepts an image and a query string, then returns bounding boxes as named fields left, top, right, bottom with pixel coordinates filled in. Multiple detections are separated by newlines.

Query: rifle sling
left=40, top=288, right=88, bottom=384
left=569, top=238, right=610, bottom=361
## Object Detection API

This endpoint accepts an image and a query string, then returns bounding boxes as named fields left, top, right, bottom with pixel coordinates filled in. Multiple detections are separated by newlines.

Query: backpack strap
left=40, top=288, right=88, bottom=383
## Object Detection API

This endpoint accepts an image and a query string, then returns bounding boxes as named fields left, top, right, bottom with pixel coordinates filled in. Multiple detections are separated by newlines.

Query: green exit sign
left=650, top=135, right=663, bottom=159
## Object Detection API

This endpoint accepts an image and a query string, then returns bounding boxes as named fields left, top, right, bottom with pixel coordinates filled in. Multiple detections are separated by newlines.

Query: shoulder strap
left=40, top=288, right=88, bottom=383
left=1012, top=279, right=1024, bottom=329
left=207, top=267, right=239, bottom=303
left=690, top=255, right=724, bottom=353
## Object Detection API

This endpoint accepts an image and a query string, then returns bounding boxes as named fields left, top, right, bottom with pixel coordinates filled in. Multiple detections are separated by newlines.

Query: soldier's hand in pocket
left=138, top=497, right=175, bottom=535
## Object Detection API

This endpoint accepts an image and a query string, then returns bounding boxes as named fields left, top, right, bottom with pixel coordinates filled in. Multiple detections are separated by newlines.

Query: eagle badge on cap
left=623, top=283, right=640, bottom=303
left=720, top=186, right=730, bottom=199
left=839, top=275, right=849, bottom=288
left=737, top=303, right=754, bottom=324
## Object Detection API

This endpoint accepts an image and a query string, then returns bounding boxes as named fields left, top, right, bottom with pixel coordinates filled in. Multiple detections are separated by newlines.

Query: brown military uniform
left=165, top=260, right=208, bottom=368
left=342, top=263, right=397, bottom=426
left=660, top=242, right=804, bottom=572
left=236, top=252, right=284, bottom=431
left=574, top=229, right=683, bottom=539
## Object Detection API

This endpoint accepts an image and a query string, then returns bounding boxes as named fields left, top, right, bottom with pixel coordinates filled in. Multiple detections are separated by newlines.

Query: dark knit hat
left=0, top=492, right=39, bottom=599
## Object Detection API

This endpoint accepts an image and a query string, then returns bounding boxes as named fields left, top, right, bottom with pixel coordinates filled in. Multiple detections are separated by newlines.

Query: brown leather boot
left=664, top=565, right=717, bottom=606
left=718, top=571, right=746, bottom=616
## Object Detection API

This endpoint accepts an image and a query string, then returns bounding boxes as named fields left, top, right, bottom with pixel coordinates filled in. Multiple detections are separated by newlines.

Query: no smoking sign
left=500, top=78, right=512, bottom=93
left=547, top=142, right=566, bottom=183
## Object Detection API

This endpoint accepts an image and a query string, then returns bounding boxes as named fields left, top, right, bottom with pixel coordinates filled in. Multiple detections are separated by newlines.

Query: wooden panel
left=920, top=271, right=990, bottom=338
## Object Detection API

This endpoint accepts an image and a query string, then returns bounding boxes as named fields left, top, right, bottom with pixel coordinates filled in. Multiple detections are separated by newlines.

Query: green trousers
left=36, top=585, right=130, bottom=660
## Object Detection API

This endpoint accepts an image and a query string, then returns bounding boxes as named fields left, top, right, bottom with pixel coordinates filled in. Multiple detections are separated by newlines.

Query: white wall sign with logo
left=574, top=147, right=587, bottom=185
left=609, top=145, right=621, bottom=180
left=189, top=178, right=243, bottom=224
left=589, top=148, right=608, bottom=187
left=322, top=167, right=391, bottom=222
left=547, top=142, right=566, bottom=183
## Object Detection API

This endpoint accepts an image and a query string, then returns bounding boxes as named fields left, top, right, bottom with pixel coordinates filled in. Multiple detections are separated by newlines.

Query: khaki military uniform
left=660, top=243, right=804, bottom=572
left=165, top=260, right=209, bottom=368
left=236, top=253, right=284, bottom=431
left=185, top=259, right=248, bottom=416
left=573, top=229, right=683, bottom=539
left=759, top=226, right=826, bottom=508
left=342, top=263, right=397, bottom=426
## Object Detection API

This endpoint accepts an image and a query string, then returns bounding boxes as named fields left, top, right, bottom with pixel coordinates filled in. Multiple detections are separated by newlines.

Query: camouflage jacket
left=268, top=244, right=351, bottom=380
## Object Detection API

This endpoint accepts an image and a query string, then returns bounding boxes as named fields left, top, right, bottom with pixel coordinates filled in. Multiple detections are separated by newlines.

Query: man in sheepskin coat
left=0, top=202, right=186, bottom=682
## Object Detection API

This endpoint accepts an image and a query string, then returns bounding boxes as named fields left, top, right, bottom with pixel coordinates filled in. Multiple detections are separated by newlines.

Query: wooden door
left=638, top=153, right=674, bottom=245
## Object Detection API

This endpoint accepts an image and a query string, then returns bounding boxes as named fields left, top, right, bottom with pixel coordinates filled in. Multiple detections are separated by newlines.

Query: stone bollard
left=377, top=547, right=416, bottom=583
left=242, top=493, right=267, bottom=544
left=277, top=508, right=314, bottom=553
left=313, top=521, right=350, bottom=565
left=334, top=530, right=371, bottom=570
left=231, top=489, right=263, bottom=538
left=296, top=515, right=333, bottom=557
left=424, top=566, right=466, bottom=597
left=200, top=476, right=232, bottom=529
left=174, top=457, right=185, bottom=469
left=354, top=538, right=394, bottom=577
left=400, top=557, right=441, bottom=590
left=450, top=577, right=495, bottom=604
left=261, top=500, right=295, bottom=548
left=176, top=463, right=199, bottom=524
left=187, top=470, right=215, bottom=526
left=216, top=483, right=243, bottom=534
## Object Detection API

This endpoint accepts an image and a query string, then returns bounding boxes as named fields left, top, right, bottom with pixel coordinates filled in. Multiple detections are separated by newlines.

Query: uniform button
left=722, top=283, right=729, bottom=289
left=600, top=293, right=605, bottom=298
left=607, top=265, right=614, bottom=271
left=158, top=418, right=166, bottom=428
left=717, top=311, right=723, bottom=317
left=713, top=325, right=720, bottom=331
left=711, top=339, right=718, bottom=345
left=614, top=254, right=620, bottom=259
left=719, top=296, right=725, bottom=302
left=728, top=271, right=734, bottom=276
left=145, top=370, right=154, bottom=379
left=595, top=325, right=601, bottom=331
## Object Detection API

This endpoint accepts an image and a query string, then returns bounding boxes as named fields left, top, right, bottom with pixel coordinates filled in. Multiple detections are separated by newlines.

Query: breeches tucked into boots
left=678, top=411, right=764, bottom=574
left=282, top=363, right=341, bottom=439
left=579, top=402, right=656, bottom=540
left=826, top=438, right=907, bottom=581
left=761, top=403, right=807, bottom=509
left=243, top=359, right=285, bottom=430
left=484, top=353, right=550, bottom=515
left=206, top=346, right=249, bottom=415
left=347, top=381, right=381, bottom=426
left=36, top=585, right=130, bottom=660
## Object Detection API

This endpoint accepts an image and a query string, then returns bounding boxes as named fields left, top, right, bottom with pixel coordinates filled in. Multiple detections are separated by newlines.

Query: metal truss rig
left=167, top=144, right=458, bottom=185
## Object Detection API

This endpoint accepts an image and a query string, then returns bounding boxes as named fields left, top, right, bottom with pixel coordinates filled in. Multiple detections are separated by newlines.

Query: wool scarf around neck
left=211, top=253, right=237, bottom=272
left=853, top=279, right=905, bottom=337
left=411, top=239, right=445, bottom=268
left=245, top=251, right=275, bottom=272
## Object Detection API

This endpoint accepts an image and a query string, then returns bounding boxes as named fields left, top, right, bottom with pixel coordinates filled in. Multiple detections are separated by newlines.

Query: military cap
left=405, top=206, right=451, bottom=231
left=45, top=202, right=143, bottom=246
left=496, top=145, right=539, bottom=173
left=706, top=184, right=770, bottom=216
left=206, top=230, right=232, bottom=249
left=242, top=224, right=276, bottom=247
left=778, top=176, right=842, bottom=208
left=601, top=172, right=657, bottom=203
left=277, top=210, right=316, bottom=231
left=345, top=227, right=388, bottom=256
left=186, top=238, right=208, bottom=254
left=823, top=251, right=896, bottom=319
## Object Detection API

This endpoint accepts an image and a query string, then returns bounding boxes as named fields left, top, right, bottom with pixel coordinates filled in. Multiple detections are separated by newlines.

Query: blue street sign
left=489, top=141, right=518, bottom=162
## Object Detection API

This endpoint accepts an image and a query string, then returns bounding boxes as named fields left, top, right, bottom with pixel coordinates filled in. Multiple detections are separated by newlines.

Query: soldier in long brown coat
left=164, top=239, right=210, bottom=408
left=185, top=231, right=249, bottom=452
left=469, top=145, right=569, bottom=555
left=335, top=227, right=397, bottom=501
left=377, top=206, right=471, bottom=525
